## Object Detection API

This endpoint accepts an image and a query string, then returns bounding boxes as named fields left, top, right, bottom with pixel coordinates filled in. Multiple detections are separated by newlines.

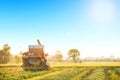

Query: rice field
left=0, top=62, right=120, bottom=80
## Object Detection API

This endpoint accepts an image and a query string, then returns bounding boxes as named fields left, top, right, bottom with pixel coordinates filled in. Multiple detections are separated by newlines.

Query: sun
left=90, top=0, right=115, bottom=23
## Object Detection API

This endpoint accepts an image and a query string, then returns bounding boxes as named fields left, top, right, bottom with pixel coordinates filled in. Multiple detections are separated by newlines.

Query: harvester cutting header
left=22, top=39, right=49, bottom=71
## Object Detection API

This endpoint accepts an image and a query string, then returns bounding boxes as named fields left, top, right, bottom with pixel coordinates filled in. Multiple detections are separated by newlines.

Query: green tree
left=0, top=44, right=11, bottom=64
left=54, top=50, right=63, bottom=62
left=68, top=49, right=80, bottom=62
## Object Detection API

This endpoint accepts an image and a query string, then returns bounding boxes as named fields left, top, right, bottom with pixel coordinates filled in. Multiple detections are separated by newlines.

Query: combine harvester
left=22, top=39, right=49, bottom=71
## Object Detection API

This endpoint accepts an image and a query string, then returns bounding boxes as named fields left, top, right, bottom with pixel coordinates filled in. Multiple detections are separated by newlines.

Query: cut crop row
left=29, top=67, right=86, bottom=80
left=83, top=68, right=105, bottom=80
left=0, top=67, right=65, bottom=80
left=70, top=67, right=95, bottom=80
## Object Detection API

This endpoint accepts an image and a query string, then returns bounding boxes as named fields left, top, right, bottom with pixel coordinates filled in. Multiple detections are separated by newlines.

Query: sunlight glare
left=90, top=0, right=115, bottom=23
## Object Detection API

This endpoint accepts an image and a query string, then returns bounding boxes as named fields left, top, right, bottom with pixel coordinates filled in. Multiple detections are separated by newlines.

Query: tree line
left=0, top=44, right=22, bottom=64
left=1, top=44, right=119, bottom=64
left=48, top=49, right=80, bottom=63
left=0, top=44, right=80, bottom=64
left=0, top=44, right=11, bottom=64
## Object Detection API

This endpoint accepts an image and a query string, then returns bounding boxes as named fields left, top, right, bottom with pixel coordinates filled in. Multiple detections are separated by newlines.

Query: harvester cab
left=22, top=39, right=49, bottom=71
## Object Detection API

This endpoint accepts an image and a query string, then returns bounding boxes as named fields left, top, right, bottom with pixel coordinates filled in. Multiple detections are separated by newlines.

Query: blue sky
left=0, top=0, right=120, bottom=58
